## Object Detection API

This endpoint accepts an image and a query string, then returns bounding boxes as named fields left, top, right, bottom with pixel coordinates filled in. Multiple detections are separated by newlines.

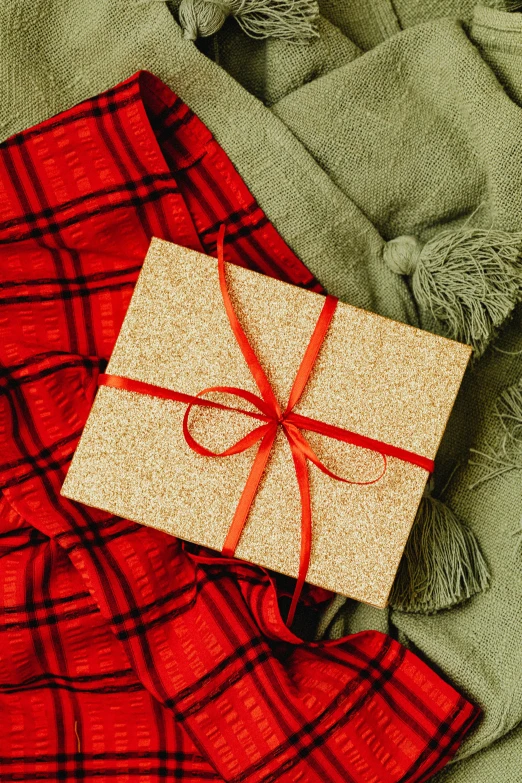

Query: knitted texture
left=318, top=0, right=515, bottom=51
left=434, top=721, right=522, bottom=783
left=1, top=2, right=522, bottom=780
left=209, top=15, right=361, bottom=106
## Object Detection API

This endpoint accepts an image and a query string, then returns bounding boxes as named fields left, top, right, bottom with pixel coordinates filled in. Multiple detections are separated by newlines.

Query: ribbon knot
left=99, top=225, right=434, bottom=626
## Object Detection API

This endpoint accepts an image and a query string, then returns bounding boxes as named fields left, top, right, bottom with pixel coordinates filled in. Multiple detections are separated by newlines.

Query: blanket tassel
left=470, top=377, right=522, bottom=485
left=389, top=482, right=490, bottom=614
left=383, top=229, right=522, bottom=357
left=178, top=0, right=319, bottom=41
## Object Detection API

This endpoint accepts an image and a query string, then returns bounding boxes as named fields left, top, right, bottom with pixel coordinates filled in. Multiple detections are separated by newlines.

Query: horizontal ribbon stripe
left=288, top=413, right=435, bottom=474
left=99, top=224, right=433, bottom=625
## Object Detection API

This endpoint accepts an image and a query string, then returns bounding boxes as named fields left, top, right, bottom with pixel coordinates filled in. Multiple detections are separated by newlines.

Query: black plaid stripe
left=1, top=601, right=99, bottom=632
left=0, top=764, right=220, bottom=781
left=321, top=644, right=447, bottom=736
left=0, top=173, right=176, bottom=236
left=0, top=80, right=140, bottom=152
left=0, top=668, right=136, bottom=692
left=16, top=140, right=82, bottom=354
left=0, top=183, right=181, bottom=244
left=401, top=700, right=480, bottom=783
left=23, top=543, right=68, bottom=779
left=93, top=91, right=157, bottom=243
left=111, top=569, right=265, bottom=642
left=0, top=589, right=89, bottom=614
left=0, top=355, right=102, bottom=485
left=0, top=750, right=213, bottom=765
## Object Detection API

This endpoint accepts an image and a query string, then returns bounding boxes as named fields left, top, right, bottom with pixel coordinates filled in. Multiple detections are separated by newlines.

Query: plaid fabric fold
left=0, top=71, right=479, bottom=783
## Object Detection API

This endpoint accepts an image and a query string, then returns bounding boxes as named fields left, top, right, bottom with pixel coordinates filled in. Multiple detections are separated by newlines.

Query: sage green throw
left=1, top=2, right=521, bottom=779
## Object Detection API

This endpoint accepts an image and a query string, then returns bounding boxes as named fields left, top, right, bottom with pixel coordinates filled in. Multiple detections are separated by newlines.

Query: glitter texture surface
left=61, top=239, right=471, bottom=606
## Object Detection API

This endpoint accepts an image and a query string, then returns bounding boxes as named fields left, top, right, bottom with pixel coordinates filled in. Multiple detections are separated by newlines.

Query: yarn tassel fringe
left=389, top=492, right=490, bottom=614
left=470, top=377, right=522, bottom=487
left=178, top=0, right=319, bottom=41
left=382, top=228, right=522, bottom=357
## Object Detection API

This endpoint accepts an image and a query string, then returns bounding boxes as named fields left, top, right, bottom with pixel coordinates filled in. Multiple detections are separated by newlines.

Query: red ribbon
left=99, top=225, right=434, bottom=625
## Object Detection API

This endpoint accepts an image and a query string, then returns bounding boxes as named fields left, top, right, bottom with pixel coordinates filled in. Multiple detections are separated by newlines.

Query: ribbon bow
left=99, top=225, right=434, bottom=625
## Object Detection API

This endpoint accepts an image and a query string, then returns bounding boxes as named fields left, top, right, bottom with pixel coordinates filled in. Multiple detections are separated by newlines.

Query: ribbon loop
left=99, top=224, right=434, bottom=627
left=182, top=385, right=273, bottom=458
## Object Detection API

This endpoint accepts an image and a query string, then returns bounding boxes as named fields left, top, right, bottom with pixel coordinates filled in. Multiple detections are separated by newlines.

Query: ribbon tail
left=222, top=422, right=277, bottom=557
left=285, top=439, right=312, bottom=627
left=285, top=422, right=387, bottom=486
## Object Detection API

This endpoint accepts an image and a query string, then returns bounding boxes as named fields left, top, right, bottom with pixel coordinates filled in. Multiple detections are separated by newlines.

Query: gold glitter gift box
left=61, top=238, right=471, bottom=607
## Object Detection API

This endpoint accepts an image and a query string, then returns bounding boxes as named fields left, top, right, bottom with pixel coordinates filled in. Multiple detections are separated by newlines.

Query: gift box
left=61, top=234, right=471, bottom=610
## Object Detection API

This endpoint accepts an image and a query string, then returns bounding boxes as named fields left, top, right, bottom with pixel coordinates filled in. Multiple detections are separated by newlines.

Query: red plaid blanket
left=0, top=71, right=479, bottom=783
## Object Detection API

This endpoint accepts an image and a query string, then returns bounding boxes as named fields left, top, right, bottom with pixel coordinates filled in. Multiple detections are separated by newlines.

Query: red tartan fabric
left=0, top=71, right=479, bottom=783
